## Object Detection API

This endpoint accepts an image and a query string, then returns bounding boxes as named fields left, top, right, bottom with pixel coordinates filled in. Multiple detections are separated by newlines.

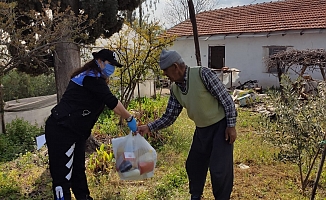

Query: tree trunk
left=277, top=61, right=283, bottom=88
left=188, top=0, right=201, bottom=66
left=320, top=65, right=326, bottom=81
left=54, top=41, right=80, bottom=102
left=0, top=84, right=5, bottom=134
left=300, top=65, right=308, bottom=77
left=139, top=2, right=142, bottom=26
left=311, top=143, right=326, bottom=200
left=54, top=0, right=80, bottom=102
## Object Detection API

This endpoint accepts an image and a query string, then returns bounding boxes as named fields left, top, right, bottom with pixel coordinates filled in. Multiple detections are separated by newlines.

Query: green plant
left=2, top=107, right=326, bottom=199
left=130, top=96, right=170, bottom=148
left=96, top=108, right=115, bottom=124
left=93, top=114, right=120, bottom=136
left=1, top=70, right=56, bottom=101
left=234, top=132, right=279, bottom=166
left=0, top=135, right=15, bottom=162
left=153, top=167, right=188, bottom=199
left=237, top=109, right=261, bottom=129
left=0, top=172, right=21, bottom=198
left=0, top=118, right=42, bottom=162
left=128, top=96, right=168, bottom=121
left=88, top=144, right=114, bottom=174
left=261, top=75, right=326, bottom=193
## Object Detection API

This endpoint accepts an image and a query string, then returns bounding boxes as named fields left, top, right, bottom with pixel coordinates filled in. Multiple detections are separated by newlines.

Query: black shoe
left=76, top=195, right=93, bottom=200
left=191, top=195, right=201, bottom=200
left=86, top=195, right=93, bottom=200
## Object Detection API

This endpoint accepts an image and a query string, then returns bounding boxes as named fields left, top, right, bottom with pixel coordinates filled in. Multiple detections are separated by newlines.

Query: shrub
left=261, top=75, right=326, bottom=192
left=93, top=96, right=170, bottom=148
left=0, top=118, right=43, bottom=162
left=92, top=111, right=120, bottom=137
left=128, top=96, right=168, bottom=124
left=1, top=70, right=56, bottom=101
left=128, top=96, right=169, bottom=148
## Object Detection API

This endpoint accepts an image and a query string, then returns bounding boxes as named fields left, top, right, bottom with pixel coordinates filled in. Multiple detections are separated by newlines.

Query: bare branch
left=265, top=49, right=326, bottom=77
left=164, top=0, right=218, bottom=27
left=0, top=1, right=99, bottom=76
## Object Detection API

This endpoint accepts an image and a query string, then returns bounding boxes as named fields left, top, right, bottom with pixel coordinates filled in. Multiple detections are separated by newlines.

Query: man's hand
left=225, top=127, right=237, bottom=144
left=137, top=125, right=150, bottom=136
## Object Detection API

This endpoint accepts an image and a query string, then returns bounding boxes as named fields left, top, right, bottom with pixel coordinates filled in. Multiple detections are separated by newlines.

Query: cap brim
left=110, top=60, right=123, bottom=67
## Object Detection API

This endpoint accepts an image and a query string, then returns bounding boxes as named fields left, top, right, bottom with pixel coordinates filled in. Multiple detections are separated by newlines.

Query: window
left=264, top=46, right=288, bottom=73
left=209, top=46, right=225, bottom=69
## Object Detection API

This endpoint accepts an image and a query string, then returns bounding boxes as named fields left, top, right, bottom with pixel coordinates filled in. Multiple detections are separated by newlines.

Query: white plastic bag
left=111, top=132, right=157, bottom=180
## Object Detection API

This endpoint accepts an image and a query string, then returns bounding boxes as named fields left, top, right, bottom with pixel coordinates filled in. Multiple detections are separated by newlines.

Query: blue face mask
left=102, top=63, right=115, bottom=77
left=96, top=60, right=115, bottom=77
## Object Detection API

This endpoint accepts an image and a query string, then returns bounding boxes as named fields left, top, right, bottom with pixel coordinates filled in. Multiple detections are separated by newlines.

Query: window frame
left=264, top=45, right=292, bottom=73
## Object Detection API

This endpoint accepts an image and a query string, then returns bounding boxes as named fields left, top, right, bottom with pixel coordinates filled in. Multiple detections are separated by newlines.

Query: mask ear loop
left=95, top=60, right=105, bottom=68
left=95, top=60, right=100, bottom=67
left=95, top=60, right=107, bottom=77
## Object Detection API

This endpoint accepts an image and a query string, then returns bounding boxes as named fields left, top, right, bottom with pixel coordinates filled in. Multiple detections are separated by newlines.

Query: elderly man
left=138, top=49, right=237, bottom=200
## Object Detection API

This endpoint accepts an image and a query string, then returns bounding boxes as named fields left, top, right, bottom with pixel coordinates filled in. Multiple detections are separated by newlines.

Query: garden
left=1, top=74, right=326, bottom=199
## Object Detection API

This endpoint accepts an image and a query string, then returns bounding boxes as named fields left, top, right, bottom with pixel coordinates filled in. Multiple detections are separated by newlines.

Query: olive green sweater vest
left=171, top=66, right=225, bottom=127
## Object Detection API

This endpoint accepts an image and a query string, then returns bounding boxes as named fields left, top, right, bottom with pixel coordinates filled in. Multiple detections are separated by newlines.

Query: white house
left=165, top=0, right=326, bottom=88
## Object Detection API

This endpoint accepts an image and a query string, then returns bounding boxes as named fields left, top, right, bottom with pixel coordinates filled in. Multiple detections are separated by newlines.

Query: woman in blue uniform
left=45, top=49, right=137, bottom=200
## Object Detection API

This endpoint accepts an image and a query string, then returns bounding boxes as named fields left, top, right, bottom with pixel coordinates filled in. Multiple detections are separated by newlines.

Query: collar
left=175, top=66, right=188, bottom=86
left=175, top=66, right=189, bottom=93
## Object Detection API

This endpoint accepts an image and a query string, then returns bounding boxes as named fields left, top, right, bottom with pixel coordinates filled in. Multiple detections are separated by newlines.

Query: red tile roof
left=166, top=0, right=326, bottom=37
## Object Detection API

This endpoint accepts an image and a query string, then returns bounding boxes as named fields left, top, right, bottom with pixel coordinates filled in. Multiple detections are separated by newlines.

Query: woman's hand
left=127, top=116, right=137, bottom=132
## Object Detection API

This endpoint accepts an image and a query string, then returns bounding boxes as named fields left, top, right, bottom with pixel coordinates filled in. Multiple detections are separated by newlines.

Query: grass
left=1, top=108, right=326, bottom=199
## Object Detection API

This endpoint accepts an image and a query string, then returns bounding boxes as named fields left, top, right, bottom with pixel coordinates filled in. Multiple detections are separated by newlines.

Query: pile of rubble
left=232, top=88, right=276, bottom=119
left=232, top=89, right=267, bottom=107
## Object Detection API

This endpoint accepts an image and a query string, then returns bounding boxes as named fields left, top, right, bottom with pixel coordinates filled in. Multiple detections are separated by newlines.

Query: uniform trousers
left=45, top=116, right=90, bottom=200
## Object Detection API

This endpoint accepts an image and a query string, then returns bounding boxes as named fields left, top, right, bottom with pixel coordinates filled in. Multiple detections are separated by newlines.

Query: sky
left=147, top=0, right=279, bottom=27
left=217, top=0, right=278, bottom=8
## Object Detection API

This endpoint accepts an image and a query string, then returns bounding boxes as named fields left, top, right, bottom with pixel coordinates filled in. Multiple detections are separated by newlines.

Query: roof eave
left=174, top=28, right=326, bottom=40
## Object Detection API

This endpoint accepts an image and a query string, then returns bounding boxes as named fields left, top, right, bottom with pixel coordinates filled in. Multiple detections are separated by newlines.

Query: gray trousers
left=186, top=118, right=234, bottom=200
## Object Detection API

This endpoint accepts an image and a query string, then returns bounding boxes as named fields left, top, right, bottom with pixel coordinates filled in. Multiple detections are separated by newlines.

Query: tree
left=0, top=2, right=89, bottom=75
left=125, top=0, right=160, bottom=27
left=1, top=0, right=144, bottom=149
left=0, top=1, right=91, bottom=133
left=164, top=0, right=218, bottom=27
left=103, top=20, right=175, bottom=107
left=6, top=0, right=143, bottom=101
left=262, top=75, right=326, bottom=195
left=188, top=0, right=201, bottom=66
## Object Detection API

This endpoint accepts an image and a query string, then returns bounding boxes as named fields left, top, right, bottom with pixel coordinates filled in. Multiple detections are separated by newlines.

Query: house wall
left=133, top=80, right=155, bottom=98
left=170, top=30, right=326, bottom=88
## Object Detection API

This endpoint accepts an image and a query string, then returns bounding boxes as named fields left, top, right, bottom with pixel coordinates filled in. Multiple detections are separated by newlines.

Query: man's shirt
left=148, top=66, right=237, bottom=131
